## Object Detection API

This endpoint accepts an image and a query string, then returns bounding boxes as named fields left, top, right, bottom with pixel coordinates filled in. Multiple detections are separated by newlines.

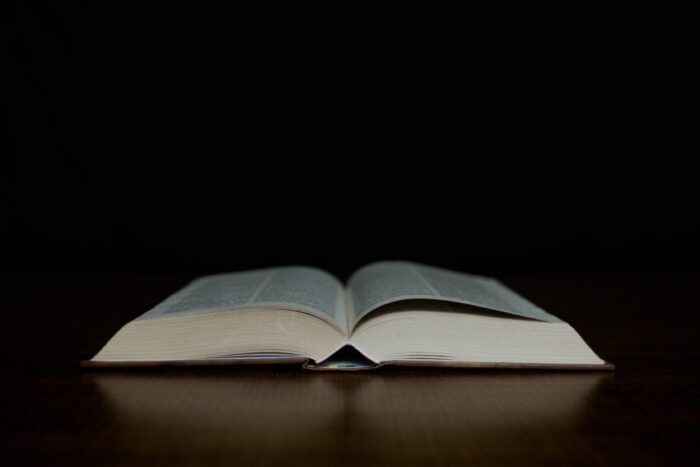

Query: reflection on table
left=88, top=368, right=608, bottom=465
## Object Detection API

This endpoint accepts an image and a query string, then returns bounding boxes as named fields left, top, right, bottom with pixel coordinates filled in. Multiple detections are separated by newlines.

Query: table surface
left=1, top=273, right=698, bottom=466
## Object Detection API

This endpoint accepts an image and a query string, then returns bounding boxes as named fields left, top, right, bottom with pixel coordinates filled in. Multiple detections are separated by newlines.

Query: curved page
left=347, top=261, right=560, bottom=330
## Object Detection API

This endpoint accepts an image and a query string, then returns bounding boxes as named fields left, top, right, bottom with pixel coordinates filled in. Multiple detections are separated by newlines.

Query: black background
left=5, top=8, right=700, bottom=466
left=4, top=2, right=697, bottom=280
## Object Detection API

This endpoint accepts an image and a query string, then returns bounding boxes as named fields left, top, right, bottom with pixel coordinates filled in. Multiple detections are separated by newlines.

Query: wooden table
left=1, top=274, right=698, bottom=466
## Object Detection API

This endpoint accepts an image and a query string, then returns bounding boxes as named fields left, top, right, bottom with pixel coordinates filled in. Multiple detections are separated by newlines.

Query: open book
left=85, top=262, right=612, bottom=370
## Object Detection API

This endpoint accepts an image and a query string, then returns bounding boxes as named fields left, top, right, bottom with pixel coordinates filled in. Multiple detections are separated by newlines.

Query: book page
left=347, top=261, right=560, bottom=329
left=137, top=266, right=347, bottom=333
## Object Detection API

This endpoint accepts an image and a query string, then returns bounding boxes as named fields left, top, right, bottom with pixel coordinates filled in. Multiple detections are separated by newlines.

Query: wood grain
left=1, top=274, right=698, bottom=466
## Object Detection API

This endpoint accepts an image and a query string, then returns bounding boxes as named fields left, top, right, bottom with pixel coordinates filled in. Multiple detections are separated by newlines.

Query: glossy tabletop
left=1, top=274, right=697, bottom=466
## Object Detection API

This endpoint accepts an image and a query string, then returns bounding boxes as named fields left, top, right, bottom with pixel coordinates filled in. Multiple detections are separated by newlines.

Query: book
left=84, top=261, right=612, bottom=370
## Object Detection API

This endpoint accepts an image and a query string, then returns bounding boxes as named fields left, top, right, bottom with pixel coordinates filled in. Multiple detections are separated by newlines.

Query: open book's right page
left=346, top=261, right=560, bottom=330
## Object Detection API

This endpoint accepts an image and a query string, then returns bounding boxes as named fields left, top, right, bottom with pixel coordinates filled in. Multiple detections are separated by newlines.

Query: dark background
left=4, top=2, right=696, bottom=281
left=3, top=8, right=700, bottom=467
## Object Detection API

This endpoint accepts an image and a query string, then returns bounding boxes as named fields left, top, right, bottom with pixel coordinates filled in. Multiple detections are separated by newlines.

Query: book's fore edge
left=81, top=358, right=614, bottom=371
left=80, top=357, right=309, bottom=368
left=387, top=360, right=615, bottom=370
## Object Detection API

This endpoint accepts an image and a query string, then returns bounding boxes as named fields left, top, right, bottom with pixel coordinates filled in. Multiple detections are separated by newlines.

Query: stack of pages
left=86, top=262, right=611, bottom=370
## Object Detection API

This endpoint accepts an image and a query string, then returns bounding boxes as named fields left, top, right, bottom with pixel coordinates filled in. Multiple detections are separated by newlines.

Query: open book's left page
left=138, top=266, right=348, bottom=334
